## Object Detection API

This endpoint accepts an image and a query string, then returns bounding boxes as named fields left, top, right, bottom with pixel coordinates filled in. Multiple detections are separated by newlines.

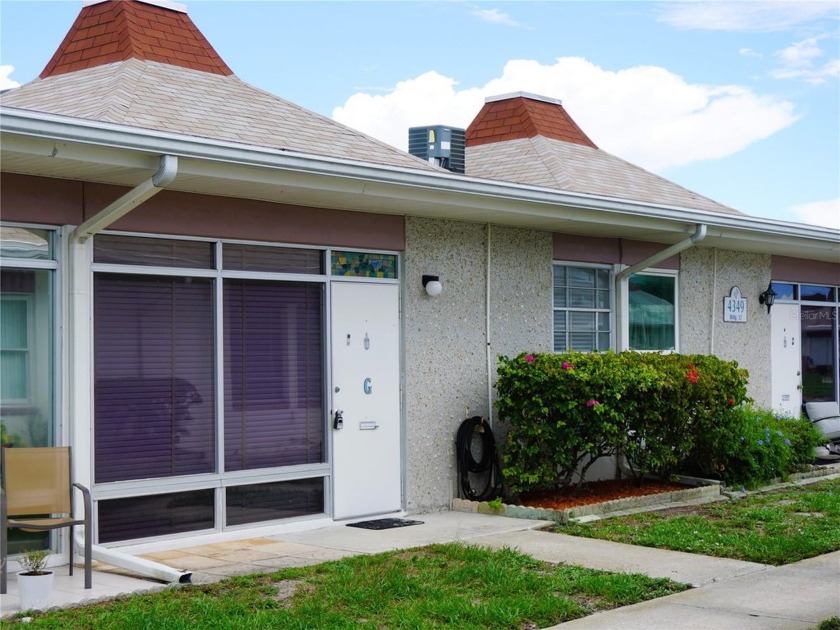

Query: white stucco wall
left=403, top=218, right=551, bottom=513
left=680, top=247, right=772, bottom=406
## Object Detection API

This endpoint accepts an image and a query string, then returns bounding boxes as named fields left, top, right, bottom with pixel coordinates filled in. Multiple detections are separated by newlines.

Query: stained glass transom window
left=331, top=251, right=397, bottom=279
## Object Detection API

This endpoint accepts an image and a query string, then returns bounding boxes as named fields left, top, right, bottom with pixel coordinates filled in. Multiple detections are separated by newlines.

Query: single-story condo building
left=1, top=0, right=838, bottom=560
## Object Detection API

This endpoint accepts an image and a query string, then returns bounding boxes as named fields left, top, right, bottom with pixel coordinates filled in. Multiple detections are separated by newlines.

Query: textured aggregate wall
left=486, top=226, right=554, bottom=449
left=680, top=248, right=772, bottom=406
left=403, top=218, right=552, bottom=513
left=488, top=226, right=554, bottom=361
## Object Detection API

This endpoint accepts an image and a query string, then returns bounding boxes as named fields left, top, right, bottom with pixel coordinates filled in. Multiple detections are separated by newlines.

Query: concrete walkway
left=550, top=551, right=840, bottom=629
left=279, top=515, right=840, bottom=629
left=2, top=511, right=839, bottom=627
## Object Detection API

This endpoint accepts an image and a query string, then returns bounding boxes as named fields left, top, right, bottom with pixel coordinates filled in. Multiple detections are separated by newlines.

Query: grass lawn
left=4, top=544, right=688, bottom=629
left=556, top=478, right=840, bottom=565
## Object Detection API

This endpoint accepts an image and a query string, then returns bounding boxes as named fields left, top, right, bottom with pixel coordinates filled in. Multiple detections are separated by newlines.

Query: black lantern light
left=759, top=283, right=777, bottom=313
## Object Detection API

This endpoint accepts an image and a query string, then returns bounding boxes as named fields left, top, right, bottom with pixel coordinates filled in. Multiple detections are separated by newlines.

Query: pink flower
left=586, top=399, right=600, bottom=407
left=525, top=354, right=535, bottom=363
left=562, top=361, right=573, bottom=370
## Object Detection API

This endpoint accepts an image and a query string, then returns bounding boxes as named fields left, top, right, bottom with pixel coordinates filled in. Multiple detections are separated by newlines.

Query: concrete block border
left=452, top=481, right=721, bottom=524
left=451, top=464, right=840, bottom=523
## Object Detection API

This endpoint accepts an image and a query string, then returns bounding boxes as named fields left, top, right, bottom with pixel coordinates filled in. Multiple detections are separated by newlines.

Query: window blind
left=224, top=280, right=324, bottom=471
left=94, top=274, right=216, bottom=482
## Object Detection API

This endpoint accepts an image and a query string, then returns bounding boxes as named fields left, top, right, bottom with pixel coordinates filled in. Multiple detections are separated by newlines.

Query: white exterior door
left=330, top=282, right=401, bottom=520
left=771, top=303, right=802, bottom=416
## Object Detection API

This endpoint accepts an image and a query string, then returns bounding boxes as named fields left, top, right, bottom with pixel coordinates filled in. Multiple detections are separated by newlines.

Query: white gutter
left=3, top=107, right=837, bottom=248
left=74, top=529, right=192, bottom=584
left=70, top=154, right=178, bottom=243
left=616, top=224, right=707, bottom=282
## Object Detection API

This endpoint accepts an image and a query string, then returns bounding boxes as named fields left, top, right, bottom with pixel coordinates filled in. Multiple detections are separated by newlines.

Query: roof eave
left=2, top=106, right=838, bottom=262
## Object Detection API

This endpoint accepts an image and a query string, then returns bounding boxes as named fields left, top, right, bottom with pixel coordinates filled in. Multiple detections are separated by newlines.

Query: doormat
left=346, top=518, right=425, bottom=530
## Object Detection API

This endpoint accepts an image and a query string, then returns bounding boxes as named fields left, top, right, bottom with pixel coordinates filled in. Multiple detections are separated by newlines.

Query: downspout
left=66, top=155, right=183, bottom=584
left=70, top=154, right=178, bottom=243
left=485, top=223, right=493, bottom=427
left=615, top=224, right=707, bottom=351
left=615, top=224, right=707, bottom=283
left=710, top=249, right=718, bottom=354
left=74, top=529, right=192, bottom=584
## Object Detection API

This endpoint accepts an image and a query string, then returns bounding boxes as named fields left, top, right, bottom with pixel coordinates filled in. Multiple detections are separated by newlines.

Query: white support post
left=614, top=265, right=629, bottom=351
left=67, top=236, right=94, bottom=493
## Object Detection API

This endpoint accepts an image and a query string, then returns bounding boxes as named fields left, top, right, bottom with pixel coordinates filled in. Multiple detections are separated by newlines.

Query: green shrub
left=495, top=352, right=627, bottom=497
left=495, top=351, right=750, bottom=497
left=684, top=405, right=824, bottom=488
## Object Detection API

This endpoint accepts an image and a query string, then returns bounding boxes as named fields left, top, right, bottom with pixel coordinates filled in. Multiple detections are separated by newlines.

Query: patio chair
left=804, top=402, right=840, bottom=461
left=0, top=446, right=92, bottom=594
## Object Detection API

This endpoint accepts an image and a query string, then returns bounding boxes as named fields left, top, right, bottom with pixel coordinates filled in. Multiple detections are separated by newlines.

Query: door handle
left=333, top=409, right=344, bottom=430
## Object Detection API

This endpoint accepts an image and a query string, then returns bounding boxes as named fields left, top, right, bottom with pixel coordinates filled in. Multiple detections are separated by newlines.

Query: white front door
left=330, top=282, right=401, bottom=519
left=771, top=303, right=802, bottom=416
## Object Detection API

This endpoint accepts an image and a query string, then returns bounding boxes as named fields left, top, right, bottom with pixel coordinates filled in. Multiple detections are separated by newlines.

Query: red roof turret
left=40, top=0, right=232, bottom=78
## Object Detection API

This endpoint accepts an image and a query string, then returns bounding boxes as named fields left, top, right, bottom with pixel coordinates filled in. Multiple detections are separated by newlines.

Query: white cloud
left=771, top=58, right=840, bottom=83
left=777, top=36, right=825, bottom=67
left=0, top=65, right=21, bottom=91
left=792, top=199, right=840, bottom=230
left=332, top=57, right=799, bottom=172
left=771, top=36, right=840, bottom=84
left=657, top=1, right=839, bottom=32
left=739, top=48, right=763, bottom=59
left=472, top=7, right=525, bottom=28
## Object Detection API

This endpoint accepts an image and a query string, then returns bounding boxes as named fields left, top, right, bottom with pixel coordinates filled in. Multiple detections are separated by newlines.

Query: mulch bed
left=519, top=478, right=691, bottom=511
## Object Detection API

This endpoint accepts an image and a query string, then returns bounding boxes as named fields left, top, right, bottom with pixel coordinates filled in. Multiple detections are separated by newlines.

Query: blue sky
left=1, top=1, right=838, bottom=229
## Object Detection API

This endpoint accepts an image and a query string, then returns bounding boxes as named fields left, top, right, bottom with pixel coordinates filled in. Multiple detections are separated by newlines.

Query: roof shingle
left=40, top=0, right=232, bottom=78
left=3, top=4, right=741, bottom=215
left=2, top=59, right=440, bottom=171
left=467, top=134, right=740, bottom=215
left=467, top=93, right=596, bottom=148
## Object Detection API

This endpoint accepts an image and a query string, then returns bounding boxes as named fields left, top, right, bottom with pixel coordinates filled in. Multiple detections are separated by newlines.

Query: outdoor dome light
left=759, top=283, right=777, bottom=314
left=422, top=275, right=443, bottom=297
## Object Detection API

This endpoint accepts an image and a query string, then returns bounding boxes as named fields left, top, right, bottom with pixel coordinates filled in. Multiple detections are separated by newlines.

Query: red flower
left=686, top=364, right=699, bottom=384
left=728, top=397, right=736, bottom=405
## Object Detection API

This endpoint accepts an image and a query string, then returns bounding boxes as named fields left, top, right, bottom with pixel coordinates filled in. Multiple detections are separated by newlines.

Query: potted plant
left=17, top=548, right=54, bottom=610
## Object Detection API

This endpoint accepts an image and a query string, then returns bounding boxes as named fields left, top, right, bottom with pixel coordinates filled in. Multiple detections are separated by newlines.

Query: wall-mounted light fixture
left=759, top=283, right=776, bottom=313
left=422, top=275, right=443, bottom=297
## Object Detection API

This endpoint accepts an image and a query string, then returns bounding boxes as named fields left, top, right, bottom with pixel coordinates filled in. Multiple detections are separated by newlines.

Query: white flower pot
left=17, top=571, right=54, bottom=610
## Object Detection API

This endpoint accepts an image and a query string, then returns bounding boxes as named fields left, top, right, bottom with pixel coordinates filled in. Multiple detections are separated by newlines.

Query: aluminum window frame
left=625, top=268, right=680, bottom=353
left=90, top=231, right=332, bottom=541
left=552, top=261, right=614, bottom=353
left=88, top=231, right=403, bottom=543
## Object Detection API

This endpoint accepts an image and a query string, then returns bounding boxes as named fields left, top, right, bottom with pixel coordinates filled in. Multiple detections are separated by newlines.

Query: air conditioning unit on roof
left=408, top=125, right=465, bottom=174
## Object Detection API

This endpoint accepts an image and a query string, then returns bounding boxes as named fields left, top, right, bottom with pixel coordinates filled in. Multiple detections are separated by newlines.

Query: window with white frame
left=0, top=225, right=57, bottom=554
left=0, top=294, right=32, bottom=403
left=0, top=226, right=56, bottom=449
left=628, top=272, right=677, bottom=351
left=553, top=264, right=612, bottom=352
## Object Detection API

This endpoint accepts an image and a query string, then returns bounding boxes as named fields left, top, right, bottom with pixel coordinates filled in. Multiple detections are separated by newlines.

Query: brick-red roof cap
left=40, top=0, right=232, bottom=78
left=466, top=93, right=596, bottom=149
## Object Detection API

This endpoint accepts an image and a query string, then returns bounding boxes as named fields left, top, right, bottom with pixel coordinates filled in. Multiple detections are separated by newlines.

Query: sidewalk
left=2, top=511, right=839, bottom=627
left=550, top=551, right=840, bottom=629
left=280, top=516, right=840, bottom=629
